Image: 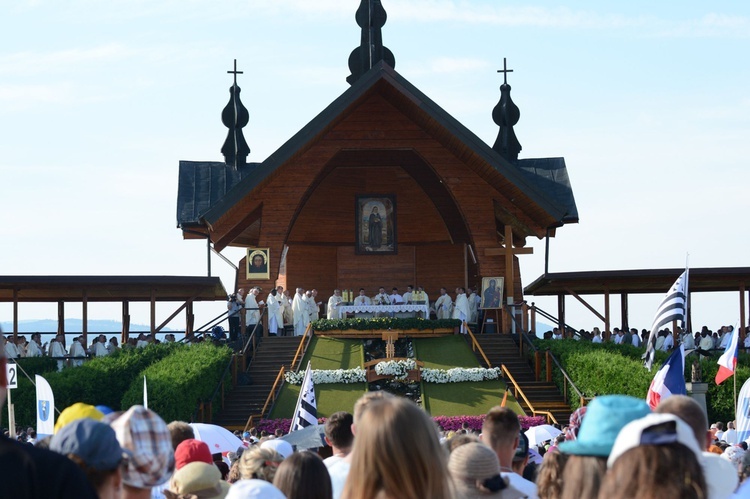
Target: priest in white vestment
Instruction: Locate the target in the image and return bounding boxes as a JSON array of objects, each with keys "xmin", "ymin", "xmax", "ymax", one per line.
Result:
[
  {"xmin": 69, "ymin": 337, "xmax": 86, "ymax": 366},
  {"xmin": 467, "ymin": 287, "xmax": 480, "ymax": 324},
  {"xmin": 402, "ymin": 285, "xmax": 414, "ymax": 304},
  {"xmin": 453, "ymin": 287, "xmax": 470, "ymax": 334},
  {"xmin": 292, "ymin": 288, "xmax": 310, "ymax": 336},
  {"xmin": 266, "ymin": 288, "xmax": 284, "ymax": 336},
  {"xmin": 309, "ymin": 289, "xmax": 322, "ymax": 321},
  {"xmin": 434, "ymin": 288, "xmax": 453, "ymax": 320},
  {"xmin": 373, "ymin": 287, "xmax": 391, "ymax": 306},
  {"xmin": 245, "ymin": 287, "xmax": 264, "ymax": 335},
  {"xmin": 327, "ymin": 289, "xmax": 343, "ymax": 319},
  {"xmin": 354, "ymin": 289, "xmax": 372, "ymax": 306},
  {"xmin": 25, "ymin": 334, "xmax": 43, "ymax": 357},
  {"xmin": 48, "ymin": 334, "xmax": 67, "ymax": 372},
  {"xmin": 3, "ymin": 336, "xmax": 20, "ymax": 359},
  {"xmin": 389, "ymin": 288, "xmax": 404, "ymax": 305},
  {"xmin": 281, "ymin": 289, "xmax": 294, "ymax": 329},
  {"xmin": 93, "ymin": 336, "xmax": 109, "ymax": 357}
]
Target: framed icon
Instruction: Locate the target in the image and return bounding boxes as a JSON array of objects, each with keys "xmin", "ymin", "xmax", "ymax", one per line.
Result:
[
  {"xmin": 355, "ymin": 194, "xmax": 396, "ymax": 255},
  {"xmin": 480, "ymin": 277, "xmax": 504, "ymax": 309},
  {"xmin": 246, "ymin": 248, "xmax": 270, "ymax": 280}
]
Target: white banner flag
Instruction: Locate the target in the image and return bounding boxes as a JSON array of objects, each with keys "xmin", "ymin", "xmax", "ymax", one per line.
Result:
[
  {"xmin": 143, "ymin": 376, "xmax": 148, "ymax": 409},
  {"xmin": 290, "ymin": 361, "xmax": 317, "ymax": 432},
  {"xmin": 736, "ymin": 377, "xmax": 750, "ymax": 443},
  {"xmin": 35, "ymin": 375, "xmax": 55, "ymax": 438}
]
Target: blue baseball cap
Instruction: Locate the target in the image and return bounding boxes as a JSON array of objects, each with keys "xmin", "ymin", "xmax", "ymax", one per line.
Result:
[
  {"xmin": 51, "ymin": 417, "xmax": 129, "ymax": 471},
  {"xmin": 559, "ymin": 395, "xmax": 651, "ymax": 457}
]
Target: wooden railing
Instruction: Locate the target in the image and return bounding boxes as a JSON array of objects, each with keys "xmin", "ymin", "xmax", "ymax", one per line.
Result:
[
  {"xmin": 243, "ymin": 365, "xmax": 286, "ymax": 433},
  {"xmin": 500, "ymin": 364, "xmax": 558, "ymax": 425},
  {"xmin": 290, "ymin": 323, "xmax": 314, "ymax": 372},
  {"xmin": 466, "ymin": 328, "xmax": 492, "ymax": 368},
  {"xmin": 544, "ymin": 350, "xmax": 591, "ymax": 409}
]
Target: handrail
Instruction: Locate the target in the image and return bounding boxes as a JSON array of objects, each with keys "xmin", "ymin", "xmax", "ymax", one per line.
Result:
[
  {"xmin": 530, "ymin": 304, "xmax": 588, "ymax": 341},
  {"xmin": 243, "ymin": 365, "xmax": 286, "ymax": 432},
  {"xmin": 500, "ymin": 364, "xmax": 559, "ymax": 425},
  {"xmin": 290, "ymin": 323, "xmax": 313, "ymax": 372},
  {"xmin": 466, "ymin": 328, "xmax": 492, "ymax": 368},
  {"xmin": 544, "ymin": 350, "xmax": 591, "ymax": 408}
]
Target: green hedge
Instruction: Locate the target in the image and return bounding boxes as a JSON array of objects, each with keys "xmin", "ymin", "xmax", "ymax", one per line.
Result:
[
  {"xmin": 532, "ymin": 338, "xmax": 750, "ymax": 422},
  {"xmin": 121, "ymin": 343, "xmax": 233, "ymax": 422},
  {"xmin": 9, "ymin": 344, "xmax": 180, "ymax": 426},
  {"xmin": 312, "ymin": 317, "xmax": 460, "ymax": 332}
]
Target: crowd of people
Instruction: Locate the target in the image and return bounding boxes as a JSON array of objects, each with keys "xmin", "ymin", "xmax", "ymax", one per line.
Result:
[
  {"xmin": 546, "ymin": 324, "xmax": 747, "ymax": 353},
  {"xmin": 4, "ymin": 357, "xmax": 750, "ymax": 499},
  {"xmin": 0, "ymin": 331, "xmax": 177, "ymax": 371},
  {"xmin": 228, "ymin": 285, "xmax": 483, "ymax": 338}
]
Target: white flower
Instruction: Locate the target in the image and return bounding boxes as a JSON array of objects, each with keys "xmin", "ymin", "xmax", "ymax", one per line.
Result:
[{"xmin": 285, "ymin": 364, "xmax": 500, "ymax": 385}]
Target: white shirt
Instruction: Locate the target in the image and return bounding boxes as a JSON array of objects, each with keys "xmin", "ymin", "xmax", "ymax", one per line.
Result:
[
  {"xmin": 503, "ymin": 472, "xmax": 538, "ymax": 499},
  {"xmin": 327, "ymin": 459, "xmax": 351, "ymax": 499},
  {"xmin": 592, "ymin": 335, "xmax": 603, "ymax": 344},
  {"xmin": 5, "ymin": 342, "xmax": 20, "ymax": 358},
  {"xmin": 353, "ymin": 294, "xmax": 372, "ymax": 306},
  {"xmin": 327, "ymin": 295, "xmax": 343, "ymax": 319},
  {"xmin": 93, "ymin": 342, "xmax": 109, "ymax": 357},
  {"xmin": 26, "ymin": 341, "xmax": 42, "ymax": 357},
  {"xmin": 722, "ymin": 428, "xmax": 737, "ymax": 444},
  {"xmin": 373, "ymin": 292, "xmax": 390, "ymax": 305},
  {"xmin": 660, "ymin": 334, "xmax": 674, "ymax": 351},
  {"xmin": 390, "ymin": 293, "xmax": 404, "ymax": 304},
  {"xmin": 631, "ymin": 334, "xmax": 641, "ymax": 347}
]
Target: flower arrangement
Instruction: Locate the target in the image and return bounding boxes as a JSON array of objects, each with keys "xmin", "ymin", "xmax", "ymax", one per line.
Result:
[
  {"xmin": 312, "ymin": 317, "xmax": 460, "ymax": 332},
  {"xmin": 285, "ymin": 363, "xmax": 501, "ymax": 385},
  {"xmin": 284, "ymin": 368, "xmax": 367, "ymax": 385},
  {"xmin": 374, "ymin": 359, "xmax": 417, "ymax": 380}
]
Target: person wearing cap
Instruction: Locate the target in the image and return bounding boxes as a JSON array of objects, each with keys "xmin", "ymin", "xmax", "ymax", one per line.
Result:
[
  {"xmin": 448, "ymin": 441, "xmax": 525, "ymax": 499},
  {"xmin": 656, "ymin": 394, "xmax": 739, "ymax": 499},
  {"xmin": 110, "ymin": 405, "xmax": 175, "ymax": 499},
  {"xmin": 558, "ymin": 394, "xmax": 651, "ymax": 499},
  {"xmin": 481, "ymin": 407, "xmax": 538, "ymax": 499},
  {"xmin": 261, "ymin": 438, "xmax": 294, "ymax": 459},
  {"xmin": 599, "ymin": 413, "xmax": 708, "ymax": 498},
  {"xmin": 174, "ymin": 438, "xmax": 214, "ymax": 470},
  {"xmin": 0, "ymin": 334, "xmax": 98, "ymax": 498},
  {"xmin": 54, "ymin": 402, "xmax": 105, "ymax": 433},
  {"xmin": 164, "ymin": 461, "xmax": 230, "ymax": 499},
  {"xmin": 227, "ymin": 479, "xmax": 286, "ymax": 499},
  {"xmin": 50, "ymin": 418, "xmax": 126, "ymax": 499}
]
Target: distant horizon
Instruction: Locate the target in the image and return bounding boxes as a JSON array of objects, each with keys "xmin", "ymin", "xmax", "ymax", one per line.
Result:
[{"xmin": 0, "ymin": 318, "xmax": 173, "ymax": 334}]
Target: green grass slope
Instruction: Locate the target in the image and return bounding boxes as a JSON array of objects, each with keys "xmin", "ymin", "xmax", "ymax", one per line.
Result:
[{"xmin": 270, "ymin": 335, "xmax": 523, "ymax": 419}]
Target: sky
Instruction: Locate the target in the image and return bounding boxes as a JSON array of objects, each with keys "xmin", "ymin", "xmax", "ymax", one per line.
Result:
[{"xmin": 1, "ymin": 0, "xmax": 749, "ymax": 333}]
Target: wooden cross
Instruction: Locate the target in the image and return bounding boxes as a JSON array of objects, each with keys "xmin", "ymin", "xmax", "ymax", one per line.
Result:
[
  {"xmin": 497, "ymin": 57, "xmax": 513, "ymax": 85},
  {"xmin": 485, "ymin": 226, "xmax": 533, "ymax": 304},
  {"xmin": 227, "ymin": 59, "xmax": 243, "ymax": 86}
]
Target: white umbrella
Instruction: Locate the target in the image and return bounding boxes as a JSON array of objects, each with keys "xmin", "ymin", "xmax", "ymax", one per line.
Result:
[
  {"xmin": 524, "ymin": 424, "xmax": 562, "ymax": 447},
  {"xmin": 279, "ymin": 424, "xmax": 327, "ymax": 450},
  {"xmin": 189, "ymin": 423, "xmax": 244, "ymax": 454}
]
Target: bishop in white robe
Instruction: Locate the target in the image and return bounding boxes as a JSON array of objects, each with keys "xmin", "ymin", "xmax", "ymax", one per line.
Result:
[
  {"xmin": 434, "ymin": 288, "xmax": 453, "ymax": 320},
  {"xmin": 292, "ymin": 288, "xmax": 310, "ymax": 336},
  {"xmin": 267, "ymin": 289, "xmax": 284, "ymax": 336},
  {"xmin": 327, "ymin": 290, "xmax": 343, "ymax": 319},
  {"xmin": 69, "ymin": 337, "xmax": 86, "ymax": 366},
  {"xmin": 48, "ymin": 334, "xmax": 67, "ymax": 372},
  {"xmin": 452, "ymin": 288, "xmax": 470, "ymax": 334}
]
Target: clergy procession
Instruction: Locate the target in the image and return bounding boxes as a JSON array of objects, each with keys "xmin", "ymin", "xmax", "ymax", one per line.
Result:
[{"xmin": 231, "ymin": 285, "xmax": 482, "ymax": 337}]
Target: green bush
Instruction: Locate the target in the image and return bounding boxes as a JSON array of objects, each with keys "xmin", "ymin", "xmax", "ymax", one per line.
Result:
[
  {"xmin": 9, "ymin": 343, "xmax": 179, "ymax": 426},
  {"xmin": 120, "ymin": 343, "xmax": 233, "ymax": 422},
  {"xmin": 530, "ymin": 338, "xmax": 749, "ymax": 422}
]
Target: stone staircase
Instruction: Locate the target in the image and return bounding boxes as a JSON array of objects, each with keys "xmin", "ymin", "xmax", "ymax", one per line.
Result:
[
  {"xmin": 472, "ymin": 334, "xmax": 572, "ymax": 425},
  {"xmin": 212, "ymin": 336, "xmax": 302, "ymax": 430}
]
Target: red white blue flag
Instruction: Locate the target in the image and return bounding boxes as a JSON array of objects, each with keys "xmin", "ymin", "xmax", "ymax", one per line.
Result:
[
  {"xmin": 646, "ymin": 345, "xmax": 686, "ymax": 410},
  {"xmin": 715, "ymin": 327, "xmax": 739, "ymax": 385}
]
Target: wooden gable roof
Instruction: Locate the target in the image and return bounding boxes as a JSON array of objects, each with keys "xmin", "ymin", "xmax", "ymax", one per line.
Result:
[{"xmin": 178, "ymin": 62, "xmax": 577, "ymax": 250}]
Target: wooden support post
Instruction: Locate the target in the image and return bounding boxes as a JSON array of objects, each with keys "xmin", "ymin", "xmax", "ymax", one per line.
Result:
[
  {"xmin": 150, "ymin": 289, "xmax": 156, "ymax": 335},
  {"xmin": 740, "ymin": 284, "xmax": 746, "ymax": 343},
  {"xmin": 186, "ymin": 302, "xmax": 194, "ymax": 336},
  {"xmin": 82, "ymin": 292, "xmax": 88, "ymax": 348},
  {"xmin": 557, "ymin": 294, "xmax": 565, "ymax": 336},
  {"xmin": 530, "ymin": 303, "xmax": 537, "ymax": 335},
  {"xmin": 121, "ymin": 301, "xmax": 131, "ymax": 345},
  {"xmin": 621, "ymin": 293, "xmax": 629, "ymax": 331},
  {"xmin": 13, "ymin": 289, "xmax": 18, "ymax": 341},
  {"xmin": 57, "ymin": 301, "xmax": 65, "ymax": 335},
  {"xmin": 534, "ymin": 351, "xmax": 541, "ymax": 381},
  {"xmin": 504, "ymin": 226, "xmax": 514, "ymax": 308},
  {"xmin": 604, "ymin": 290, "xmax": 611, "ymax": 341},
  {"xmin": 522, "ymin": 302, "xmax": 529, "ymax": 333}
]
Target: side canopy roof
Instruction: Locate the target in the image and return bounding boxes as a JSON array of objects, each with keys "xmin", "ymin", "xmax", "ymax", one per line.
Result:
[{"xmin": 177, "ymin": 61, "xmax": 578, "ymax": 245}]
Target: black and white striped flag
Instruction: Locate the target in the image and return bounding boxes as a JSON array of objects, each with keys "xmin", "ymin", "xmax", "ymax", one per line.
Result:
[
  {"xmin": 643, "ymin": 270, "xmax": 688, "ymax": 371},
  {"xmin": 291, "ymin": 361, "xmax": 317, "ymax": 432}
]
